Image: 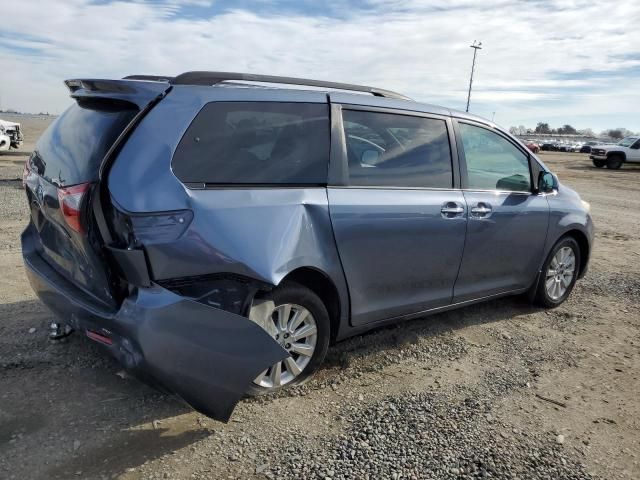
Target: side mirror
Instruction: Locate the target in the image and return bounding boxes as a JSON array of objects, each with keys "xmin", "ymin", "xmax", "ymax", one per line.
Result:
[
  {"xmin": 361, "ymin": 149, "xmax": 380, "ymax": 166},
  {"xmin": 538, "ymin": 171, "xmax": 558, "ymax": 193}
]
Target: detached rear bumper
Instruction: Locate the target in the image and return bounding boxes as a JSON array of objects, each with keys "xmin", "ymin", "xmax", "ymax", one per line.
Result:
[{"xmin": 22, "ymin": 229, "xmax": 287, "ymax": 422}]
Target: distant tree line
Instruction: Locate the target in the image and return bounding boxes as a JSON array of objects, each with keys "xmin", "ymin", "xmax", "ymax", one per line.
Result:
[
  {"xmin": 1, "ymin": 109, "xmax": 53, "ymax": 116},
  {"xmin": 509, "ymin": 123, "xmax": 637, "ymax": 139}
]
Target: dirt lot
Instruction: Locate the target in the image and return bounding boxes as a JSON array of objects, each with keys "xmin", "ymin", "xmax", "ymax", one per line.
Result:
[{"xmin": 0, "ymin": 116, "xmax": 638, "ymax": 480}]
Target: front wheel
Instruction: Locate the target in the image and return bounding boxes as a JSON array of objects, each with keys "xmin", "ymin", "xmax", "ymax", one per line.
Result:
[
  {"xmin": 606, "ymin": 155, "xmax": 623, "ymax": 169},
  {"xmin": 246, "ymin": 282, "xmax": 330, "ymax": 394},
  {"xmin": 592, "ymin": 159, "xmax": 605, "ymax": 168},
  {"xmin": 534, "ymin": 237, "xmax": 581, "ymax": 308}
]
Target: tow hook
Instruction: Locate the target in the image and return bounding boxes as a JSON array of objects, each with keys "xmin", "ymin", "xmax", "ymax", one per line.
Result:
[{"xmin": 49, "ymin": 322, "xmax": 74, "ymax": 340}]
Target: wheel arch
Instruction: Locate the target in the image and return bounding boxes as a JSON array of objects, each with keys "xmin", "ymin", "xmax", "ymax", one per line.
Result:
[
  {"xmin": 561, "ymin": 229, "xmax": 590, "ymax": 279},
  {"xmin": 607, "ymin": 150, "xmax": 626, "ymax": 161},
  {"xmin": 279, "ymin": 267, "xmax": 342, "ymax": 343}
]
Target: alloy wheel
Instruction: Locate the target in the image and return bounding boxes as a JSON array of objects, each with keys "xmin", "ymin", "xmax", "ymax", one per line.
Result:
[
  {"xmin": 251, "ymin": 303, "xmax": 318, "ymax": 388},
  {"xmin": 545, "ymin": 246, "xmax": 576, "ymax": 300}
]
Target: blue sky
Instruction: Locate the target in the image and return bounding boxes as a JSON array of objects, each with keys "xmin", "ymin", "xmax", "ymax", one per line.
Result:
[{"xmin": 1, "ymin": 0, "xmax": 639, "ymax": 132}]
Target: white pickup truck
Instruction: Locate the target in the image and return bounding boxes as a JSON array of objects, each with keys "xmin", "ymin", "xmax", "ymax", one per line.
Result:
[
  {"xmin": 590, "ymin": 136, "xmax": 640, "ymax": 169},
  {"xmin": 0, "ymin": 119, "xmax": 24, "ymax": 152}
]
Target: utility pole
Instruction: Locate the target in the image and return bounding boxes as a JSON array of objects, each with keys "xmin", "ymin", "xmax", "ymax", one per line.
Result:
[{"xmin": 466, "ymin": 40, "xmax": 482, "ymax": 113}]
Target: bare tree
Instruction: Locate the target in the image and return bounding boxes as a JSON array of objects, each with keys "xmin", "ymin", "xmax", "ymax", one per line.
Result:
[
  {"xmin": 535, "ymin": 122, "xmax": 551, "ymax": 134},
  {"xmin": 608, "ymin": 129, "xmax": 624, "ymax": 140},
  {"xmin": 558, "ymin": 124, "xmax": 577, "ymax": 135}
]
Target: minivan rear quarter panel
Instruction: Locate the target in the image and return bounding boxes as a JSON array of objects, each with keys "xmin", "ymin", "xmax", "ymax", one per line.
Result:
[{"xmin": 107, "ymin": 86, "xmax": 350, "ymax": 321}]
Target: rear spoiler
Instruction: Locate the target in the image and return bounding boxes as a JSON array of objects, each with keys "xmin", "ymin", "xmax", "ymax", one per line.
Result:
[{"xmin": 64, "ymin": 79, "xmax": 171, "ymax": 109}]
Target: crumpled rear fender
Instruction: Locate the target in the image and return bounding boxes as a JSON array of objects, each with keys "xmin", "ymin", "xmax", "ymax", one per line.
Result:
[{"xmin": 24, "ymin": 238, "xmax": 289, "ymax": 422}]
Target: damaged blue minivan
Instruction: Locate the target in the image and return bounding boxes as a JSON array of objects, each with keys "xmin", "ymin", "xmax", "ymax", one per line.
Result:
[{"xmin": 22, "ymin": 72, "xmax": 593, "ymax": 421}]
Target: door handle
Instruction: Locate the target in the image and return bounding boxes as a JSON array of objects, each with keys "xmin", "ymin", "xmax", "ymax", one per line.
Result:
[
  {"xmin": 470, "ymin": 202, "xmax": 492, "ymax": 218},
  {"xmin": 441, "ymin": 202, "xmax": 464, "ymax": 218}
]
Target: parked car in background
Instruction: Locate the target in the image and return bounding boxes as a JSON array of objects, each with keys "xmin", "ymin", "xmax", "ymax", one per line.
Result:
[
  {"xmin": 525, "ymin": 141, "xmax": 540, "ymax": 153},
  {"xmin": 541, "ymin": 143, "xmax": 556, "ymax": 151},
  {"xmin": 570, "ymin": 143, "xmax": 583, "ymax": 152},
  {"xmin": 590, "ymin": 136, "xmax": 640, "ymax": 169},
  {"xmin": 0, "ymin": 131, "xmax": 10, "ymax": 152},
  {"xmin": 22, "ymin": 72, "xmax": 594, "ymax": 421},
  {"xmin": 580, "ymin": 141, "xmax": 599, "ymax": 154},
  {"xmin": 0, "ymin": 119, "xmax": 24, "ymax": 152}
]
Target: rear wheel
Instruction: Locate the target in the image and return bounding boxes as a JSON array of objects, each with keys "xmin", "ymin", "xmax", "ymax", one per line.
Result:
[
  {"xmin": 246, "ymin": 282, "xmax": 330, "ymax": 394},
  {"xmin": 534, "ymin": 237, "xmax": 580, "ymax": 308},
  {"xmin": 592, "ymin": 159, "xmax": 605, "ymax": 168},
  {"xmin": 606, "ymin": 155, "xmax": 623, "ymax": 169}
]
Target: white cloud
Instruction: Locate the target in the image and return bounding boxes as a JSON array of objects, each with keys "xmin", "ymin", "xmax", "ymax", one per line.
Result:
[{"xmin": 1, "ymin": 0, "xmax": 639, "ymax": 131}]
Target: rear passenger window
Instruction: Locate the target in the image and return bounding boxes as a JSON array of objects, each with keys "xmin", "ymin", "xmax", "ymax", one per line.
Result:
[
  {"xmin": 343, "ymin": 110, "xmax": 453, "ymax": 188},
  {"xmin": 173, "ymin": 102, "xmax": 330, "ymax": 184}
]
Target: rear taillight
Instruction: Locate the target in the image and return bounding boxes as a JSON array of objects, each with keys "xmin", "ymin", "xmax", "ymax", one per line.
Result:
[{"xmin": 57, "ymin": 182, "xmax": 92, "ymax": 233}]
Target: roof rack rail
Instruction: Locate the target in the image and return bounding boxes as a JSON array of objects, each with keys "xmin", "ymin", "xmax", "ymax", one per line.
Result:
[
  {"xmin": 169, "ymin": 71, "xmax": 411, "ymax": 100},
  {"xmin": 124, "ymin": 75, "xmax": 175, "ymax": 82}
]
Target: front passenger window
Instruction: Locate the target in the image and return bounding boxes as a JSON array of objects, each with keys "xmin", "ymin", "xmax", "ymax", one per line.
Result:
[{"xmin": 459, "ymin": 123, "xmax": 532, "ymax": 192}]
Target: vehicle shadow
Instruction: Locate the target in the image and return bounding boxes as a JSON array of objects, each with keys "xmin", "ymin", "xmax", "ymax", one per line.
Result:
[
  {"xmin": 0, "ymin": 299, "xmax": 204, "ymax": 480},
  {"xmin": 323, "ymin": 295, "xmax": 539, "ymax": 371},
  {"xmin": 45, "ymin": 427, "xmax": 211, "ymax": 480},
  {"xmin": 0, "ymin": 294, "xmax": 538, "ymax": 479}
]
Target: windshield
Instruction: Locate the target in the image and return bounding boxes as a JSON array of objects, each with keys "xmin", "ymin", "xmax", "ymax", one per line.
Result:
[{"xmin": 618, "ymin": 137, "xmax": 638, "ymax": 147}]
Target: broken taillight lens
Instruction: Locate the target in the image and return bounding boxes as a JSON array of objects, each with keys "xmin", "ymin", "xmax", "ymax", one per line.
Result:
[
  {"xmin": 57, "ymin": 182, "xmax": 92, "ymax": 233},
  {"xmin": 129, "ymin": 210, "xmax": 193, "ymax": 244}
]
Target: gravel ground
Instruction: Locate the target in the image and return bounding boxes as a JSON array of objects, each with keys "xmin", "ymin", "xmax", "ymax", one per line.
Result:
[
  {"xmin": 0, "ymin": 116, "xmax": 639, "ymax": 480},
  {"xmin": 272, "ymin": 391, "xmax": 592, "ymax": 480}
]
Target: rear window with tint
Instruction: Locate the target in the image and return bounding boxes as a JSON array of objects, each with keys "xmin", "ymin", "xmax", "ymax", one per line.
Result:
[
  {"xmin": 172, "ymin": 102, "xmax": 330, "ymax": 185},
  {"xmin": 343, "ymin": 109, "xmax": 453, "ymax": 188},
  {"xmin": 33, "ymin": 99, "xmax": 137, "ymax": 186}
]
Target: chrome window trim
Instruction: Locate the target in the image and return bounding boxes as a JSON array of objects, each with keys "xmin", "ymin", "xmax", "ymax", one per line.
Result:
[
  {"xmin": 328, "ymin": 185, "xmax": 461, "ymax": 192},
  {"xmin": 461, "ymin": 188, "xmax": 532, "ymax": 196}
]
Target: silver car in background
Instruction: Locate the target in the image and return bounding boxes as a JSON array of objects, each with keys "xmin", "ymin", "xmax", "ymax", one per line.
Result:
[{"xmin": 0, "ymin": 118, "xmax": 24, "ymax": 152}]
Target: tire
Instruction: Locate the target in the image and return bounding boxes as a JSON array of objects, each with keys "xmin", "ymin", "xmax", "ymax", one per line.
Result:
[
  {"xmin": 606, "ymin": 155, "xmax": 623, "ymax": 170},
  {"xmin": 533, "ymin": 236, "xmax": 581, "ymax": 308},
  {"xmin": 246, "ymin": 281, "xmax": 330, "ymax": 395},
  {"xmin": 592, "ymin": 159, "xmax": 606, "ymax": 168}
]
